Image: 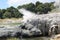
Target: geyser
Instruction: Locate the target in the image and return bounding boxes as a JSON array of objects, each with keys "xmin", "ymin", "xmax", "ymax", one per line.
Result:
[{"xmin": 19, "ymin": 8, "xmax": 60, "ymax": 36}]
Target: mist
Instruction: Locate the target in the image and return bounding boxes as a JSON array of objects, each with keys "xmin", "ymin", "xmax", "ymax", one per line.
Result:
[
  {"xmin": 54, "ymin": 0, "xmax": 60, "ymax": 8},
  {"xmin": 19, "ymin": 8, "xmax": 37, "ymax": 23},
  {"xmin": 8, "ymin": 0, "xmax": 60, "ymax": 37}
]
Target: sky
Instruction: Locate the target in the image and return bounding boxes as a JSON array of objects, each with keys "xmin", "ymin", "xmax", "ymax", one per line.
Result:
[{"xmin": 0, "ymin": 0, "xmax": 55, "ymax": 9}]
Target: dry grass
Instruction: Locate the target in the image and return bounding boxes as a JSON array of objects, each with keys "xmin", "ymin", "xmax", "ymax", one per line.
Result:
[
  {"xmin": 0, "ymin": 18, "xmax": 23, "ymax": 25},
  {"xmin": 6, "ymin": 37, "xmax": 19, "ymax": 40},
  {"xmin": 0, "ymin": 18, "xmax": 23, "ymax": 22}
]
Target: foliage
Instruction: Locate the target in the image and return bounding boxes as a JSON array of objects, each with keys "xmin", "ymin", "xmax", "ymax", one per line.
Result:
[
  {"xmin": 0, "ymin": 6, "xmax": 23, "ymax": 19},
  {"xmin": 17, "ymin": 2, "xmax": 55, "ymax": 14},
  {"xmin": 0, "ymin": 1, "xmax": 55, "ymax": 19}
]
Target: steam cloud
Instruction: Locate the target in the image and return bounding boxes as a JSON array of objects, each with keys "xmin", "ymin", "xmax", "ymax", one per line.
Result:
[
  {"xmin": 19, "ymin": 8, "xmax": 60, "ymax": 35},
  {"xmin": 19, "ymin": 8, "xmax": 37, "ymax": 23},
  {"xmin": 54, "ymin": 0, "xmax": 60, "ymax": 8},
  {"xmin": 18, "ymin": 0, "xmax": 60, "ymax": 35},
  {"xmin": 19, "ymin": 8, "xmax": 60, "ymax": 25}
]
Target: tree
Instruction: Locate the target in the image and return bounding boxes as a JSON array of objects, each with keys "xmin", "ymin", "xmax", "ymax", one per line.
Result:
[
  {"xmin": 43, "ymin": 2, "xmax": 55, "ymax": 13},
  {"xmin": 36, "ymin": 1, "xmax": 42, "ymax": 6},
  {"xmin": 2, "ymin": 6, "xmax": 23, "ymax": 18},
  {"xmin": 35, "ymin": 3, "xmax": 44, "ymax": 14},
  {"xmin": 18, "ymin": 3, "xmax": 35, "ymax": 12},
  {"xmin": 25, "ymin": 3, "xmax": 35, "ymax": 12},
  {"xmin": 6, "ymin": 6, "xmax": 23, "ymax": 18},
  {"xmin": 3, "ymin": 11, "xmax": 11, "ymax": 18},
  {"xmin": 2, "ymin": 9, "xmax": 6, "ymax": 13},
  {"xmin": 0, "ymin": 9, "xmax": 3, "ymax": 19}
]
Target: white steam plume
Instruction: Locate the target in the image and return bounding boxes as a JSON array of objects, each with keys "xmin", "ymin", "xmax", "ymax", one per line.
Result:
[
  {"xmin": 19, "ymin": 8, "xmax": 37, "ymax": 23},
  {"xmin": 54, "ymin": 0, "xmax": 60, "ymax": 8},
  {"xmin": 51, "ymin": 0, "xmax": 60, "ymax": 13}
]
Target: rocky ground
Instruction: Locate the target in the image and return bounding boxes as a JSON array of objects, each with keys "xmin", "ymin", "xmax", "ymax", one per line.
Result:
[{"xmin": 50, "ymin": 34, "xmax": 60, "ymax": 40}]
